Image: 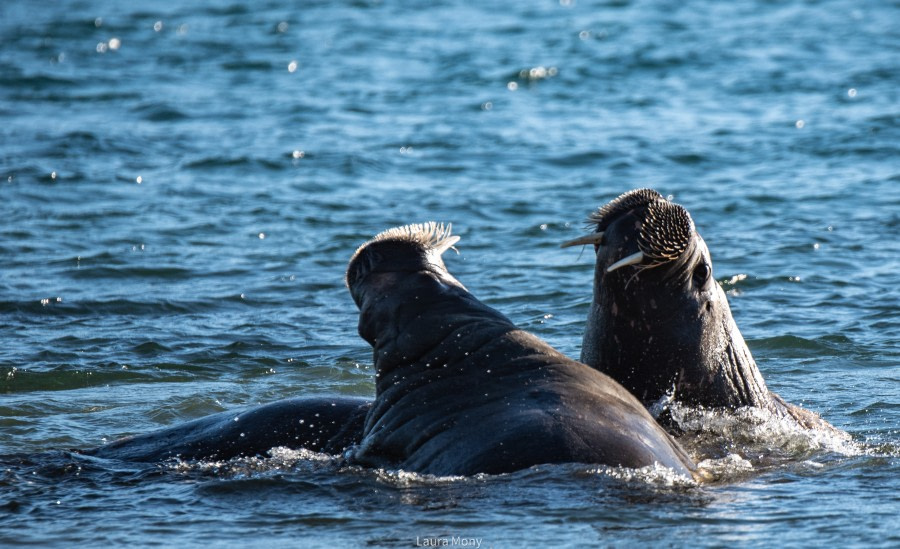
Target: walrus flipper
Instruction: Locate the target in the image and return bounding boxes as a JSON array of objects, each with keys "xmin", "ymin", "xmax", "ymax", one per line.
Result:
[{"xmin": 81, "ymin": 396, "xmax": 371, "ymax": 462}]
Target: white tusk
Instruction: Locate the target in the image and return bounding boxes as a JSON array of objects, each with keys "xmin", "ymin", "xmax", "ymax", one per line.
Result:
[
  {"xmin": 560, "ymin": 232, "xmax": 604, "ymax": 248},
  {"xmin": 607, "ymin": 251, "xmax": 644, "ymax": 273}
]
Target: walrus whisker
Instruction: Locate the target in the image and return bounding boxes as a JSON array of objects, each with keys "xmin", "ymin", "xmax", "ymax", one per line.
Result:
[
  {"xmin": 560, "ymin": 231, "xmax": 604, "ymax": 248},
  {"xmin": 607, "ymin": 251, "xmax": 644, "ymax": 273}
]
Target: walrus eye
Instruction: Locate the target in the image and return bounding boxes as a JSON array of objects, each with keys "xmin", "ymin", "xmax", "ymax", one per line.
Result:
[{"xmin": 692, "ymin": 262, "xmax": 711, "ymax": 287}]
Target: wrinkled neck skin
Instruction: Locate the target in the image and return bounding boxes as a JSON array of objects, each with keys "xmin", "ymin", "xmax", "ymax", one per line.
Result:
[
  {"xmin": 349, "ymin": 265, "xmax": 522, "ymax": 444},
  {"xmin": 353, "ymin": 267, "xmax": 516, "ymax": 394},
  {"xmin": 581, "ymin": 213, "xmax": 775, "ymax": 413},
  {"xmin": 349, "ymin": 261, "xmax": 699, "ymax": 477}
]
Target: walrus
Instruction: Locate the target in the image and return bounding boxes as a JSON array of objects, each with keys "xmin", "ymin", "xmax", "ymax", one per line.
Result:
[
  {"xmin": 344, "ymin": 222, "xmax": 698, "ymax": 477},
  {"xmin": 81, "ymin": 396, "xmax": 370, "ymax": 462},
  {"xmin": 561, "ymin": 189, "xmax": 835, "ymax": 431}
]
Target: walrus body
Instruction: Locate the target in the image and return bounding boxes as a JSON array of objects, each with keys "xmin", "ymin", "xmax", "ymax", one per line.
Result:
[
  {"xmin": 562, "ymin": 189, "xmax": 836, "ymax": 431},
  {"xmin": 82, "ymin": 396, "xmax": 370, "ymax": 462},
  {"xmin": 345, "ymin": 223, "xmax": 697, "ymax": 477}
]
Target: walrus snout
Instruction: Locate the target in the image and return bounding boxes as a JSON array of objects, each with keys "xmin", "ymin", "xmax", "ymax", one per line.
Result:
[
  {"xmin": 562, "ymin": 189, "xmax": 697, "ymax": 275},
  {"xmin": 345, "ymin": 222, "xmax": 461, "ymax": 297}
]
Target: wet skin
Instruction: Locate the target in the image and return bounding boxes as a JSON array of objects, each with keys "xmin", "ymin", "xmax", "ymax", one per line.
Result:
[
  {"xmin": 344, "ymin": 223, "xmax": 698, "ymax": 477},
  {"xmin": 563, "ymin": 189, "xmax": 837, "ymax": 431},
  {"xmin": 81, "ymin": 397, "xmax": 370, "ymax": 462}
]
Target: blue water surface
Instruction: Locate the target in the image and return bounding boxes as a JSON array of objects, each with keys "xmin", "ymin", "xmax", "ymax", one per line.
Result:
[{"xmin": 1, "ymin": 0, "xmax": 898, "ymax": 547}]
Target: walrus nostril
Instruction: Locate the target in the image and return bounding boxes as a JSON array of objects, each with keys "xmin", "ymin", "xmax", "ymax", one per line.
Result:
[{"xmin": 637, "ymin": 201, "xmax": 695, "ymax": 265}]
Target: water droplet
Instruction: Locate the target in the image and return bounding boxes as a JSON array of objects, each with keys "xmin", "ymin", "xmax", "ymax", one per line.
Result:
[
  {"xmin": 481, "ymin": 101, "xmax": 492, "ymax": 111},
  {"xmin": 292, "ymin": 150, "xmax": 305, "ymax": 158},
  {"xmin": 153, "ymin": 21, "xmax": 163, "ymax": 32},
  {"xmin": 847, "ymin": 88, "xmax": 857, "ymax": 98},
  {"xmin": 795, "ymin": 120, "xmax": 805, "ymax": 129},
  {"xmin": 507, "ymin": 81, "xmax": 518, "ymax": 91},
  {"xmin": 50, "ymin": 171, "xmax": 57, "ymax": 180},
  {"xmin": 96, "ymin": 42, "xmax": 108, "ymax": 53},
  {"xmin": 277, "ymin": 21, "xmax": 289, "ymax": 33},
  {"xmin": 108, "ymin": 37, "xmax": 121, "ymax": 50},
  {"xmin": 94, "ymin": 17, "xmax": 103, "ymax": 27},
  {"xmin": 258, "ymin": 232, "xmax": 266, "ymax": 239},
  {"xmin": 288, "ymin": 60, "xmax": 298, "ymax": 73},
  {"xmin": 136, "ymin": 175, "xmax": 142, "ymax": 184}
]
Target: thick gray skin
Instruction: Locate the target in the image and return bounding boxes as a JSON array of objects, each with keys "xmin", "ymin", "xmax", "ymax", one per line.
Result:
[
  {"xmin": 579, "ymin": 195, "xmax": 834, "ymax": 430},
  {"xmin": 81, "ymin": 396, "xmax": 370, "ymax": 462},
  {"xmin": 345, "ymin": 235, "xmax": 697, "ymax": 478}
]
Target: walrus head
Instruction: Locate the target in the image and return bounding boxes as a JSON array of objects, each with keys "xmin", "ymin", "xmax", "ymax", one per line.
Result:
[
  {"xmin": 345, "ymin": 222, "xmax": 484, "ymax": 381},
  {"xmin": 562, "ymin": 189, "xmax": 772, "ymax": 410}
]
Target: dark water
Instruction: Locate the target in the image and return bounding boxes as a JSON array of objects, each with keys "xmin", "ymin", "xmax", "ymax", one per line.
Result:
[{"xmin": 2, "ymin": 0, "xmax": 898, "ymax": 546}]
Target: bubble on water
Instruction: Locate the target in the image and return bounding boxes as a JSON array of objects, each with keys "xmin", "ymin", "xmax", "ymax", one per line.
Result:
[
  {"xmin": 847, "ymin": 88, "xmax": 857, "ymax": 98},
  {"xmin": 94, "ymin": 17, "xmax": 103, "ymax": 28},
  {"xmin": 153, "ymin": 21, "xmax": 163, "ymax": 32},
  {"xmin": 277, "ymin": 21, "xmax": 289, "ymax": 33},
  {"xmin": 292, "ymin": 150, "xmax": 305, "ymax": 158},
  {"xmin": 96, "ymin": 42, "xmax": 108, "ymax": 53},
  {"xmin": 795, "ymin": 119, "xmax": 805, "ymax": 129},
  {"xmin": 136, "ymin": 175, "xmax": 142, "ymax": 184},
  {"xmin": 258, "ymin": 232, "xmax": 266, "ymax": 239},
  {"xmin": 108, "ymin": 38, "xmax": 121, "ymax": 50},
  {"xmin": 481, "ymin": 101, "xmax": 492, "ymax": 110},
  {"xmin": 288, "ymin": 60, "xmax": 298, "ymax": 73},
  {"xmin": 519, "ymin": 66, "xmax": 558, "ymax": 81},
  {"xmin": 723, "ymin": 273, "xmax": 748, "ymax": 286},
  {"xmin": 507, "ymin": 81, "xmax": 518, "ymax": 91}
]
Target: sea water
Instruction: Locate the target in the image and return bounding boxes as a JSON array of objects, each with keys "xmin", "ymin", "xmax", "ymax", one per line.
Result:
[{"xmin": 1, "ymin": 1, "xmax": 897, "ymax": 547}]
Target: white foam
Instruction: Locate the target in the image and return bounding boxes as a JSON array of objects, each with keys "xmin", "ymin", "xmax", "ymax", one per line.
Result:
[
  {"xmin": 584, "ymin": 461, "xmax": 697, "ymax": 488},
  {"xmin": 662, "ymin": 400, "xmax": 864, "ymax": 462}
]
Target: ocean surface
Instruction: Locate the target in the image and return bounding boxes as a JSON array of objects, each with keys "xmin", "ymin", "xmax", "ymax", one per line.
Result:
[{"xmin": 1, "ymin": 0, "xmax": 898, "ymax": 547}]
